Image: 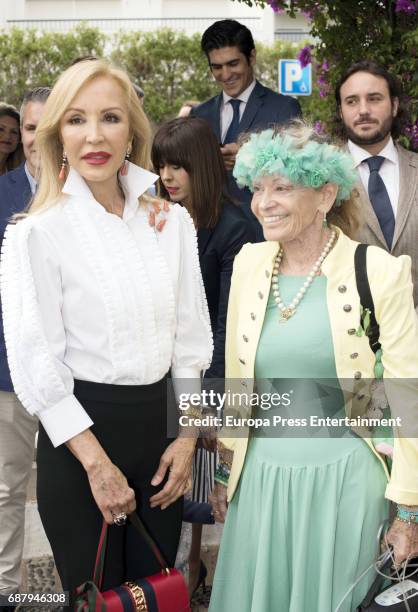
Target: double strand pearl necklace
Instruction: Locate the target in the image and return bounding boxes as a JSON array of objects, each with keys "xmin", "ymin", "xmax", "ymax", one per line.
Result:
[{"xmin": 272, "ymin": 230, "xmax": 337, "ymax": 323}]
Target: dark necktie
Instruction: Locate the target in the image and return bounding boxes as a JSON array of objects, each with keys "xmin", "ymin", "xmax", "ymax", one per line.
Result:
[
  {"xmin": 223, "ymin": 98, "xmax": 242, "ymax": 145},
  {"xmin": 365, "ymin": 156, "xmax": 395, "ymax": 249}
]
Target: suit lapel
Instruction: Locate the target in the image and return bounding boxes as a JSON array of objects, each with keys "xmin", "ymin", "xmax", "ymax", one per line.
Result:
[
  {"xmin": 197, "ymin": 227, "xmax": 213, "ymax": 258},
  {"xmin": 10, "ymin": 164, "xmax": 32, "ymax": 212},
  {"xmin": 213, "ymin": 94, "xmax": 222, "ymax": 143},
  {"xmin": 356, "ymin": 178, "xmax": 387, "ymax": 247},
  {"xmin": 392, "ymin": 146, "xmax": 417, "ymax": 250},
  {"xmin": 344, "ymin": 144, "xmax": 387, "ymax": 248},
  {"xmin": 238, "ymin": 81, "xmax": 265, "ymax": 135}
]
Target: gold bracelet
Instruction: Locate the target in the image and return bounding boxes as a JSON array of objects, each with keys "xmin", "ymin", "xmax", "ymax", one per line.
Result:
[{"xmin": 180, "ymin": 406, "xmax": 203, "ymax": 420}]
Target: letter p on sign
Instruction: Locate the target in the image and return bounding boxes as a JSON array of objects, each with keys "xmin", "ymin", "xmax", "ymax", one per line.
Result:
[{"xmin": 278, "ymin": 59, "xmax": 312, "ymax": 96}]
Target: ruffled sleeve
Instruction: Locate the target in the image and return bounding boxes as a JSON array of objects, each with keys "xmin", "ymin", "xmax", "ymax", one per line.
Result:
[
  {"xmin": 0, "ymin": 220, "xmax": 93, "ymax": 447},
  {"xmin": 170, "ymin": 206, "xmax": 213, "ymax": 399}
]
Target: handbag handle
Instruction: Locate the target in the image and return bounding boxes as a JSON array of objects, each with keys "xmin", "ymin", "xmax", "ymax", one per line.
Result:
[
  {"xmin": 92, "ymin": 512, "xmax": 170, "ymax": 590},
  {"xmin": 354, "ymin": 244, "xmax": 381, "ymax": 354}
]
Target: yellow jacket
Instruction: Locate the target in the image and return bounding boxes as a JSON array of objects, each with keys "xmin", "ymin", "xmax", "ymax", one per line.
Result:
[{"xmin": 221, "ymin": 228, "xmax": 418, "ymax": 504}]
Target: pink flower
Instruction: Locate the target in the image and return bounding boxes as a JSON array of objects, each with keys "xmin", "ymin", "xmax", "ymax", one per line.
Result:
[
  {"xmin": 395, "ymin": 0, "xmax": 418, "ymax": 13},
  {"xmin": 405, "ymin": 122, "xmax": 418, "ymax": 149},
  {"xmin": 298, "ymin": 45, "xmax": 313, "ymax": 68},
  {"xmin": 318, "ymin": 83, "xmax": 331, "ymax": 98},
  {"xmin": 267, "ymin": 0, "xmax": 285, "ymax": 12},
  {"xmin": 301, "ymin": 9, "xmax": 314, "ymax": 20}
]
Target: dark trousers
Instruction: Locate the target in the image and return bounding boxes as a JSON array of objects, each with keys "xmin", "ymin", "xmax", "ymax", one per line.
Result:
[{"xmin": 36, "ymin": 378, "xmax": 183, "ymax": 608}]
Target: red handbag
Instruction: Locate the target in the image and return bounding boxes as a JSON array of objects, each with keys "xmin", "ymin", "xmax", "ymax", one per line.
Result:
[{"xmin": 75, "ymin": 512, "xmax": 190, "ymax": 612}]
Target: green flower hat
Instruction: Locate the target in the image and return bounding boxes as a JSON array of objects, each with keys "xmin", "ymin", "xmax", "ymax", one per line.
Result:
[{"xmin": 233, "ymin": 129, "xmax": 358, "ymax": 204}]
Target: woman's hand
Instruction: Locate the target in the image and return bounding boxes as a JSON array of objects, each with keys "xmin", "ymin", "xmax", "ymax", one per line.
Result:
[
  {"xmin": 87, "ymin": 459, "xmax": 136, "ymax": 524},
  {"xmin": 220, "ymin": 143, "xmax": 239, "ymax": 171},
  {"xmin": 149, "ymin": 437, "xmax": 196, "ymax": 510},
  {"xmin": 66, "ymin": 428, "xmax": 136, "ymax": 525},
  {"xmin": 209, "ymin": 482, "xmax": 228, "ymax": 523},
  {"xmin": 148, "ymin": 199, "xmax": 170, "ymax": 232},
  {"xmin": 386, "ymin": 518, "xmax": 418, "ymax": 566}
]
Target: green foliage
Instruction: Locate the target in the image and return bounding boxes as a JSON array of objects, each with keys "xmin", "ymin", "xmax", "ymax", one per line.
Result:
[
  {"xmin": 1, "ymin": 7, "xmax": 416, "ymax": 145},
  {"xmin": 111, "ymin": 32, "xmax": 309, "ymax": 124},
  {"xmin": 232, "ymin": 0, "xmax": 418, "ymax": 150},
  {"xmin": 0, "ymin": 25, "xmax": 105, "ymax": 106},
  {"xmin": 0, "ymin": 25, "xmax": 307, "ymax": 128},
  {"xmin": 110, "ymin": 29, "xmax": 219, "ymax": 125}
]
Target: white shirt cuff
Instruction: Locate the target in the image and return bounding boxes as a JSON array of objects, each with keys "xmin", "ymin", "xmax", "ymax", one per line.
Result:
[
  {"xmin": 39, "ymin": 395, "xmax": 94, "ymax": 447},
  {"xmin": 171, "ymin": 367, "xmax": 201, "ymax": 402}
]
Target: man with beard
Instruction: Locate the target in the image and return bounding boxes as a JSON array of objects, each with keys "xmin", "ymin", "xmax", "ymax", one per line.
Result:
[{"xmin": 336, "ymin": 60, "xmax": 418, "ymax": 308}]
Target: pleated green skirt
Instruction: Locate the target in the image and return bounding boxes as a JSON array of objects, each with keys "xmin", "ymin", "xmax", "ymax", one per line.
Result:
[{"xmin": 209, "ymin": 277, "xmax": 389, "ymax": 612}]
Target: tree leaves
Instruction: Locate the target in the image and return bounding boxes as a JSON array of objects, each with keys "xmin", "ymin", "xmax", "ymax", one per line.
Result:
[{"xmin": 233, "ymin": 0, "xmax": 418, "ymax": 150}]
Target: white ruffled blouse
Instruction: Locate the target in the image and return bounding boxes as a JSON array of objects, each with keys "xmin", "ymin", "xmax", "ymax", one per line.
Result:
[{"xmin": 0, "ymin": 163, "xmax": 213, "ymax": 447}]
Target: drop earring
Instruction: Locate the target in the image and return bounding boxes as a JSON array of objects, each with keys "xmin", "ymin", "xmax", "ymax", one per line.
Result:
[
  {"xmin": 120, "ymin": 144, "xmax": 132, "ymax": 176},
  {"xmin": 322, "ymin": 211, "xmax": 328, "ymax": 229},
  {"xmin": 58, "ymin": 152, "xmax": 67, "ymax": 181}
]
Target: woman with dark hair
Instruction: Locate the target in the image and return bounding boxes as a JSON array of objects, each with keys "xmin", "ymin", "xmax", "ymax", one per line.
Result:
[
  {"xmin": 152, "ymin": 116, "xmax": 254, "ymax": 594},
  {"xmin": 0, "ymin": 103, "xmax": 23, "ymax": 175}
]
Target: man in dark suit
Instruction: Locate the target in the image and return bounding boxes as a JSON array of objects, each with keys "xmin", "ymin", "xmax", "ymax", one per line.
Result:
[
  {"xmin": 191, "ymin": 19, "xmax": 301, "ymax": 239},
  {"xmin": 0, "ymin": 87, "xmax": 50, "ymax": 602},
  {"xmin": 335, "ymin": 61, "xmax": 418, "ymax": 310}
]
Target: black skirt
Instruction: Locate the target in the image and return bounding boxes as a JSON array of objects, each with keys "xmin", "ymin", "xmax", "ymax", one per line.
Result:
[{"xmin": 36, "ymin": 378, "xmax": 183, "ymax": 606}]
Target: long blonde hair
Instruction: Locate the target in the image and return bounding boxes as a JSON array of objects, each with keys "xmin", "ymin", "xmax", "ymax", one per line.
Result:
[{"xmin": 28, "ymin": 59, "xmax": 152, "ymax": 215}]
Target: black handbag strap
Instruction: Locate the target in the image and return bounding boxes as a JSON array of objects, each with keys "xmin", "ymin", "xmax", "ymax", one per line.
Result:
[
  {"xmin": 354, "ymin": 244, "xmax": 381, "ymax": 354},
  {"xmin": 128, "ymin": 511, "xmax": 169, "ymax": 571}
]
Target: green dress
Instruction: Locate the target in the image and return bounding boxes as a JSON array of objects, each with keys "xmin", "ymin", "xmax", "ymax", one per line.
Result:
[{"xmin": 209, "ymin": 276, "xmax": 389, "ymax": 612}]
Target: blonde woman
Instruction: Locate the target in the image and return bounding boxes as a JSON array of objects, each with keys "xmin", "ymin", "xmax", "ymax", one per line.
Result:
[
  {"xmin": 209, "ymin": 122, "xmax": 418, "ymax": 612},
  {"xmin": 0, "ymin": 60, "xmax": 212, "ymax": 603}
]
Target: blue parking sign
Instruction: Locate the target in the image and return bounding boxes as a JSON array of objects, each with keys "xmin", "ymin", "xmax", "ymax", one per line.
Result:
[{"xmin": 278, "ymin": 59, "xmax": 312, "ymax": 96}]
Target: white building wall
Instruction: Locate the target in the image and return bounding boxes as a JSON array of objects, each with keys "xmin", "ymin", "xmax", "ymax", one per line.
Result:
[
  {"xmin": 23, "ymin": 2, "xmax": 125, "ymax": 20},
  {"xmin": 1, "ymin": 0, "xmax": 308, "ymax": 44}
]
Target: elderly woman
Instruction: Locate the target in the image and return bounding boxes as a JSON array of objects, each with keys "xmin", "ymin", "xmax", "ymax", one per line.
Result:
[
  {"xmin": 0, "ymin": 103, "xmax": 22, "ymax": 175},
  {"xmin": 0, "ymin": 60, "xmax": 212, "ymax": 605},
  {"xmin": 209, "ymin": 121, "xmax": 418, "ymax": 612}
]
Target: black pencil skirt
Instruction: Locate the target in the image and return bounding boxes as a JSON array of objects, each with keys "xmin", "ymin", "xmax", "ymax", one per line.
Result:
[{"xmin": 36, "ymin": 378, "xmax": 183, "ymax": 608}]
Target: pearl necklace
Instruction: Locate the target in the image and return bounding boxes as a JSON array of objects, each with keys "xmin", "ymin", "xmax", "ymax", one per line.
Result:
[{"xmin": 272, "ymin": 230, "xmax": 337, "ymax": 323}]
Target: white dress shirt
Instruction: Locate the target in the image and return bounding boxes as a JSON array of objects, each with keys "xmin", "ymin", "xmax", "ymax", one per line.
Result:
[
  {"xmin": 220, "ymin": 79, "xmax": 257, "ymax": 143},
  {"xmin": 348, "ymin": 138, "xmax": 400, "ymax": 217},
  {"xmin": 0, "ymin": 163, "xmax": 213, "ymax": 447},
  {"xmin": 24, "ymin": 162, "xmax": 37, "ymax": 195}
]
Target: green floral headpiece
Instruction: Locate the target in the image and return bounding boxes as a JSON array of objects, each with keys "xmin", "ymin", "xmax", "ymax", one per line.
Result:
[{"xmin": 233, "ymin": 129, "xmax": 357, "ymax": 204}]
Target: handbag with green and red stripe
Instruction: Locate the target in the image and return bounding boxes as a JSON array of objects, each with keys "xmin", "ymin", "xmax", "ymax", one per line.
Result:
[{"xmin": 75, "ymin": 512, "xmax": 190, "ymax": 612}]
